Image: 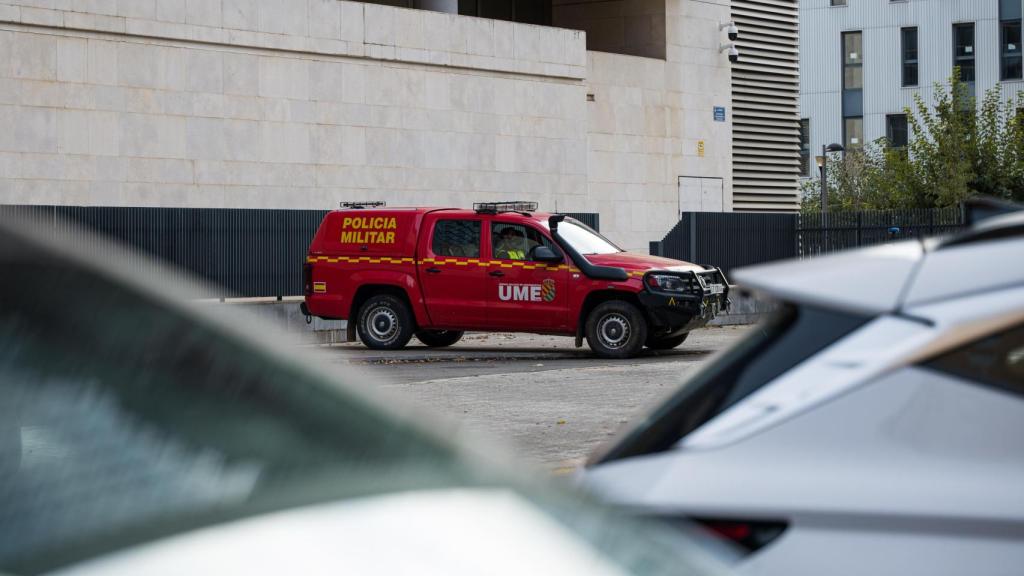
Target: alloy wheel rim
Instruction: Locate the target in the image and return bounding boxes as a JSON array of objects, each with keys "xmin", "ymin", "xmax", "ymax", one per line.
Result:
[
  {"xmin": 597, "ymin": 313, "xmax": 630, "ymax": 349},
  {"xmin": 368, "ymin": 306, "xmax": 399, "ymax": 341}
]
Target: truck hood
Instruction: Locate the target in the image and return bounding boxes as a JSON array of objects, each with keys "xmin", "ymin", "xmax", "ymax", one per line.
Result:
[{"xmin": 586, "ymin": 252, "xmax": 704, "ymax": 274}]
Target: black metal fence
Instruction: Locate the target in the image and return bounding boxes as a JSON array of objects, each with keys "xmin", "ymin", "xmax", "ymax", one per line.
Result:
[
  {"xmin": 1, "ymin": 205, "xmax": 329, "ymax": 298},
  {"xmin": 653, "ymin": 207, "xmax": 968, "ymax": 275},
  {"xmin": 797, "ymin": 207, "xmax": 964, "ymax": 258},
  {"xmin": 651, "ymin": 212, "xmax": 797, "ymax": 275},
  {"xmin": 0, "ymin": 205, "xmax": 601, "ymax": 298}
]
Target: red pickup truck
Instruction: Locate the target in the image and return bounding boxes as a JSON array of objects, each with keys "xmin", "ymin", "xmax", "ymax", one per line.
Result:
[{"xmin": 302, "ymin": 202, "xmax": 728, "ymax": 358}]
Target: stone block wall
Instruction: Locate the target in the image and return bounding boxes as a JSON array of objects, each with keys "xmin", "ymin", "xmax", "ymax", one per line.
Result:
[
  {"xmin": 0, "ymin": 0, "xmax": 733, "ymax": 251},
  {"xmin": 0, "ymin": 0, "xmax": 588, "ymax": 211}
]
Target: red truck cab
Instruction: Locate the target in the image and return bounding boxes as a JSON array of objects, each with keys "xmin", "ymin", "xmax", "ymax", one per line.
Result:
[{"xmin": 302, "ymin": 202, "xmax": 728, "ymax": 358}]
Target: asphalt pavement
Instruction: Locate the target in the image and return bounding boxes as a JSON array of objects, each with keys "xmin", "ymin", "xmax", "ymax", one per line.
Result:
[{"xmin": 322, "ymin": 326, "xmax": 750, "ymax": 471}]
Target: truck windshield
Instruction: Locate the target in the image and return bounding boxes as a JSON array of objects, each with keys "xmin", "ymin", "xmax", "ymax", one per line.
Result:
[{"xmin": 549, "ymin": 219, "xmax": 622, "ymax": 255}]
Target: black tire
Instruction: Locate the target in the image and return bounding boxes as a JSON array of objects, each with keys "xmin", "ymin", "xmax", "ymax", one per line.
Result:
[
  {"xmin": 357, "ymin": 294, "xmax": 414, "ymax": 350},
  {"xmin": 585, "ymin": 300, "xmax": 648, "ymax": 359},
  {"xmin": 415, "ymin": 330, "xmax": 464, "ymax": 347},
  {"xmin": 646, "ymin": 332, "xmax": 689, "ymax": 350}
]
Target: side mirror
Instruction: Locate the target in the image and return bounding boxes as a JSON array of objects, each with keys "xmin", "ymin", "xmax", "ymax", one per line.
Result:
[{"xmin": 531, "ymin": 245, "xmax": 562, "ymax": 263}]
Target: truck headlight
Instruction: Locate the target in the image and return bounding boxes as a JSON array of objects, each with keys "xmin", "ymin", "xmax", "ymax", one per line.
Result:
[{"xmin": 645, "ymin": 274, "xmax": 689, "ymax": 293}]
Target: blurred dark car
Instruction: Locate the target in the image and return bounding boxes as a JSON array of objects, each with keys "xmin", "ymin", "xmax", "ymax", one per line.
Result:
[{"xmin": 0, "ymin": 215, "xmax": 729, "ymax": 576}]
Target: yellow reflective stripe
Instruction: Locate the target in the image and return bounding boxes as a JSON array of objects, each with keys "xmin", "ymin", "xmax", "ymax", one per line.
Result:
[
  {"xmin": 308, "ymin": 255, "xmax": 578, "ymax": 271},
  {"xmin": 307, "ymin": 255, "xmax": 415, "ymax": 264}
]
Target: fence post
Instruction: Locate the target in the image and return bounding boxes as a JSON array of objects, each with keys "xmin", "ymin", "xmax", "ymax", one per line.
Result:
[
  {"xmin": 929, "ymin": 209, "xmax": 935, "ymax": 237},
  {"xmin": 856, "ymin": 211, "xmax": 862, "ymax": 247},
  {"xmin": 689, "ymin": 212, "xmax": 697, "ymax": 263},
  {"xmin": 794, "ymin": 213, "xmax": 801, "ymax": 259}
]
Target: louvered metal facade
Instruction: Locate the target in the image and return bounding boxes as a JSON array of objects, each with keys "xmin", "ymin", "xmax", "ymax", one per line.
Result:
[{"xmin": 731, "ymin": 0, "xmax": 801, "ymax": 212}]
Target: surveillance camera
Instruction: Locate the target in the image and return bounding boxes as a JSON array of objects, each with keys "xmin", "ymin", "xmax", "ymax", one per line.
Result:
[
  {"xmin": 720, "ymin": 21, "xmax": 739, "ymax": 41},
  {"xmin": 720, "ymin": 43, "xmax": 740, "ymax": 63}
]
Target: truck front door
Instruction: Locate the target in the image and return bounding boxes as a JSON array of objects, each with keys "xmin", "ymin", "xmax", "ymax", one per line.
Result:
[
  {"xmin": 418, "ymin": 215, "xmax": 489, "ymax": 328},
  {"xmin": 487, "ymin": 221, "xmax": 571, "ymax": 332}
]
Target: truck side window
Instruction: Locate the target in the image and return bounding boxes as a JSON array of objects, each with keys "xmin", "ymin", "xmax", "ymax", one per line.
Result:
[
  {"xmin": 432, "ymin": 220, "xmax": 481, "ymax": 258},
  {"xmin": 492, "ymin": 224, "xmax": 551, "ymax": 261}
]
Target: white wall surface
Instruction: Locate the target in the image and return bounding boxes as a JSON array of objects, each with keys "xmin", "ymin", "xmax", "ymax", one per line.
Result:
[
  {"xmin": 581, "ymin": 0, "xmax": 733, "ymax": 249},
  {"xmin": 0, "ymin": 0, "xmax": 731, "ymax": 250}
]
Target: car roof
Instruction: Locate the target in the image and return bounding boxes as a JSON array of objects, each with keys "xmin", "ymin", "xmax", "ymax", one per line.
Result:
[
  {"xmin": 731, "ymin": 240, "xmax": 924, "ymax": 315},
  {"xmin": 54, "ymin": 489, "xmax": 637, "ymax": 576},
  {"xmin": 733, "ymin": 210, "xmax": 1024, "ymax": 315}
]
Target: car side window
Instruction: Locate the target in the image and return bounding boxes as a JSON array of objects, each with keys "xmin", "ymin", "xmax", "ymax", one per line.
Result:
[
  {"xmin": 492, "ymin": 224, "xmax": 554, "ymax": 261},
  {"xmin": 431, "ymin": 219, "xmax": 481, "ymax": 258},
  {"xmin": 924, "ymin": 323, "xmax": 1024, "ymax": 395}
]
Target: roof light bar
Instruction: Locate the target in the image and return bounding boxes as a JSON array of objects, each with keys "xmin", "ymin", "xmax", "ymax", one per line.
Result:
[
  {"xmin": 473, "ymin": 201, "xmax": 539, "ymax": 214},
  {"xmin": 340, "ymin": 201, "xmax": 387, "ymax": 209}
]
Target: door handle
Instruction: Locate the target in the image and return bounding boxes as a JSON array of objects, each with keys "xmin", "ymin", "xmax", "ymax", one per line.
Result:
[
  {"xmin": 426, "ymin": 267, "xmax": 441, "ymax": 274},
  {"xmin": 489, "ymin": 270, "xmax": 505, "ymax": 277}
]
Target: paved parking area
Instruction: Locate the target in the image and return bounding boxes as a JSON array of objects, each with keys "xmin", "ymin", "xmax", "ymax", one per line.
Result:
[{"xmin": 323, "ymin": 326, "xmax": 750, "ymax": 470}]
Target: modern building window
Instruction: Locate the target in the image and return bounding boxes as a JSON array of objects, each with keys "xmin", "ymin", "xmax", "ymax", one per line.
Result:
[
  {"xmin": 843, "ymin": 32, "xmax": 863, "ymax": 90},
  {"xmin": 953, "ymin": 23, "xmax": 976, "ymax": 83},
  {"xmin": 902, "ymin": 27, "xmax": 918, "ymax": 86},
  {"xmin": 1000, "ymin": 0, "xmax": 1023, "ymax": 80},
  {"xmin": 799, "ymin": 119, "xmax": 810, "ymax": 176},
  {"xmin": 831, "ymin": 0, "xmax": 847, "ymax": 6},
  {"xmin": 844, "ymin": 117, "xmax": 863, "ymax": 149},
  {"xmin": 886, "ymin": 114, "xmax": 909, "ymax": 148}
]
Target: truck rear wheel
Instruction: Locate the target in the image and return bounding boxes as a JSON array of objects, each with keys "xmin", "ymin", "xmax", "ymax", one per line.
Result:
[
  {"xmin": 357, "ymin": 294, "xmax": 414, "ymax": 350},
  {"xmin": 415, "ymin": 330, "xmax": 464, "ymax": 347},
  {"xmin": 585, "ymin": 300, "xmax": 648, "ymax": 359},
  {"xmin": 646, "ymin": 332, "xmax": 689, "ymax": 350}
]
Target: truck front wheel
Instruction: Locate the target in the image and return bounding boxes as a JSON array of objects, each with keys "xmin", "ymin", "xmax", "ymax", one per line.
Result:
[
  {"xmin": 357, "ymin": 294, "xmax": 414, "ymax": 350},
  {"xmin": 585, "ymin": 300, "xmax": 648, "ymax": 359},
  {"xmin": 415, "ymin": 330, "xmax": 464, "ymax": 347}
]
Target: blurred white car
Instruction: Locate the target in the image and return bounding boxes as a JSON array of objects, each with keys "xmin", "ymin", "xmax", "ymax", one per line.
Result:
[
  {"xmin": 0, "ymin": 215, "xmax": 728, "ymax": 576},
  {"xmin": 582, "ymin": 210, "xmax": 1024, "ymax": 576}
]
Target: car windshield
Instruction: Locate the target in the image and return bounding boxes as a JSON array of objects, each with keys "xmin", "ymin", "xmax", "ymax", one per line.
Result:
[
  {"xmin": 0, "ymin": 218, "xmax": 719, "ymax": 576},
  {"xmin": 546, "ymin": 219, "xmax": 622, "ymax": 255}
]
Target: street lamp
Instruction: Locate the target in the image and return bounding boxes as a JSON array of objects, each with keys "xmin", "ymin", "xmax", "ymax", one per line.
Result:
[{"xmin": 818, "ymin": 143, "xmax": 844, "ymax": 215}]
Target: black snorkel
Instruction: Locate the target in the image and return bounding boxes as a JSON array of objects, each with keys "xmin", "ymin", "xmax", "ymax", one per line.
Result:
[{"xmin": 548, "ymin": 214, "xmax": 629, "ymax": 281}]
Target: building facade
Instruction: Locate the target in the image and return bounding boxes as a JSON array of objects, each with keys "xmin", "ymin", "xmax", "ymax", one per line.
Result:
[
  {"xmin": 0, "ymin": 0, "xmax": 750, "ymax": 251},
  {"xmin": 800, "ymin": 0, "xmax": 1024, "ymax": 183}
]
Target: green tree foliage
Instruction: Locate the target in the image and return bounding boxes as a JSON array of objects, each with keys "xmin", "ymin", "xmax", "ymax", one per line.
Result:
[{"xmin": 802, "ymin": 72, "xmax": 1024, "ymax": 212}]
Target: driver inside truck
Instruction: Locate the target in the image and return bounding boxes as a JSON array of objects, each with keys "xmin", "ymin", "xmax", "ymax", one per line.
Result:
[{"xmin": 493, "ymin": 226, "xmax": 536, "ymax": 261}]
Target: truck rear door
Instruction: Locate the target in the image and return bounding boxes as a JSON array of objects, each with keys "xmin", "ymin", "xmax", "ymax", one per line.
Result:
[{"xmin": 417, "ymin": 213, "xmax": 489, "ymax": 328}]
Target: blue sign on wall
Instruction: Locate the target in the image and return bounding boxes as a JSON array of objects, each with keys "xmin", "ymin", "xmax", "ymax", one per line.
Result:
[{"xmin": 713, "ymin": 106, "xmax": 726, "ymax": 122}]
